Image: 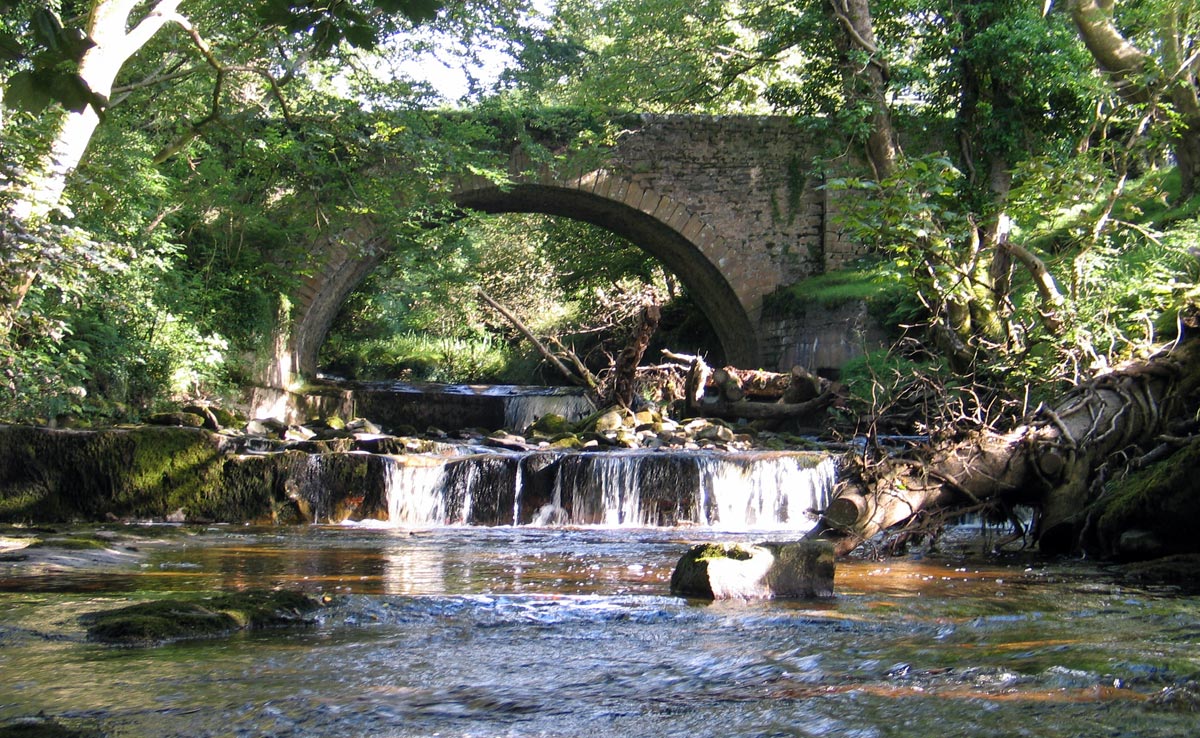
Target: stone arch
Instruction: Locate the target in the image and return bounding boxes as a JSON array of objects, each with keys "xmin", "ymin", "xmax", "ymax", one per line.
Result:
[{"xmin": 284, "ymin": 174, "xmax": 760, "ymax": 381}]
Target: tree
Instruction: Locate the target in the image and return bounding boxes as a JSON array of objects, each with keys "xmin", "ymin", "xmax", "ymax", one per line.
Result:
[
  {"xmin": 0, "ymin": 0, "xmax": 446, "ymax": 337},
  {"xmin": 1067, "ymin": 0, "xmax": 1200, "ymax": 199}
]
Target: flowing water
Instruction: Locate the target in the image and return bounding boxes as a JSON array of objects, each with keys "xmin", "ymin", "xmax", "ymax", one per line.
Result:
[{"xmin": 2, "ymin": 453, "xmax": 1199, "ymax": 737}]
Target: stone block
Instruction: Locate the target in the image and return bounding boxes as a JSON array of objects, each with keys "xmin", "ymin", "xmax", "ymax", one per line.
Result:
[{"xmin": 669, "ymin": 540, "xmax": 835, "ymax": 599}]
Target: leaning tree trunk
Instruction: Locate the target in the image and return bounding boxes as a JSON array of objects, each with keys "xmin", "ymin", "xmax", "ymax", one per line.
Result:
[{"xmin": 810, "ymin": 334, "xmax": 1200, "ymax": 556}]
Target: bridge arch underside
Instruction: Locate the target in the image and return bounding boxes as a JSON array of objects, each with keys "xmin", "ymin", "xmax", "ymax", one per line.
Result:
[
  {"xmin": 454, "ymin": 183, "xmax": 759, "ymax": 367},
  {"xmin": 288, "ymin": 183, "xmax": 759, "ymax": 383}
]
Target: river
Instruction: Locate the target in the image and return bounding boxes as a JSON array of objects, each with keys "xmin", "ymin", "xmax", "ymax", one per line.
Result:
[{"xmin": 2, "ymin": 522, "xmax": 1198, "ymax": 737}]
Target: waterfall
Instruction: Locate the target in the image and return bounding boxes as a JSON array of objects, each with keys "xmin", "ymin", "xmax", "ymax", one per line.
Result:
[
  {"xmin": 503, "ymin": 392, "xmax": 595, "ymax": 433},
  {"xmin": 699, "ymin": 452, "xmax": 835, "ymax": 530},
  {"xmin": 549, "ymin": 450, "xmax": 834, "ymax": 530},
  {"xmin": 378, "ymin": 449, "xmax": 836, "ymax": 531},
  {"xmin": 384, "ymin": 456, "xmax": 450, "ymax": 526}
]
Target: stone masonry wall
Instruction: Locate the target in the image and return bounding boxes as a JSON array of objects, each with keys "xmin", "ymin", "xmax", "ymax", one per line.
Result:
[{"xmin": 606, "ymin": 116, "xmax": 828, "ymax": 295}]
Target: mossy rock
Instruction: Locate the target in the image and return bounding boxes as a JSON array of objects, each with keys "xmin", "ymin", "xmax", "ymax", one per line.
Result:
[
  {"xmin": 528, "ymin": 413, "xmax": 571, "ymax": 436},
  {"xmin": 0, "ymin": 718, "xmax": 103, "ymax": 738},
  {"xmin": 82, "ymin": 590, "xmax": 320, "ymax": 646},
  {"xmin": 1091, "ymin": 438, "xmax": 1200, "ymax": 558},
  {"xmin": 27, "ymin": 535, "xmax": 111, "ymax": 551},
  {"xmin": 146, "ymin": 412, "xmax": 205, "ymax": 428},
  {"xmin": 670, "ymin": 540, "xmax": 835, "ymax": 600}
]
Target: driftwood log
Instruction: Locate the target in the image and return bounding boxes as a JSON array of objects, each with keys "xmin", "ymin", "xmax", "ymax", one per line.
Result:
[
  {"xmin": 683, "ymin": 355, "xmax": 838, "ymax": 423},
  {"xmin": 808, "ymin": 335, "xmax": 1200, "ymax": 556}
]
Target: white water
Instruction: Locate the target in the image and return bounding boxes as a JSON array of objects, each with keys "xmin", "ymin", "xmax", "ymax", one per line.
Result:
[
  {"xmin": 378, "ymin": 450, "xmax": 835, "ymax": 531},
  {"xmin": 503, "ymin": 393, "xmax": 596, "ymax": 433},
  {"xmin": 385, "ymin": 457, "xmax": 450, "ymax": 526},
  {"xmin": 701, "ymin": 453, "xmax": 836, "ymax": 530}
]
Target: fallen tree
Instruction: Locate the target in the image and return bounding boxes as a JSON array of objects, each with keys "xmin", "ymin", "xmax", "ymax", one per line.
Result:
[
  {"xmin": 681, "ymin": 354, "xmax": 839, "ymax": 425},
  {"xmin": 808, "ymin": 331, "xmax": 1200, "ymax": 558}
]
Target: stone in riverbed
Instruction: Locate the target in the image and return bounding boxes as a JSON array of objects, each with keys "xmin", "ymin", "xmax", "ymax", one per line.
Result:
[
  {"xmin": 81, "ymin": 590, "xmax": 321, "ymax": 646},
  {"xmin": 669, "ymin": 540, "xmax": 835, "ymax": 599}
]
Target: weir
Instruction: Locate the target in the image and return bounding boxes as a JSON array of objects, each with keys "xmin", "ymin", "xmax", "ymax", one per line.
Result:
[
  {"xmin": 300, "ymin": 449, "xmax": 836, "ymax": 530},
  {"xmin": 302, "ymin": 381, "xmax": 596, "ymax": 433}
]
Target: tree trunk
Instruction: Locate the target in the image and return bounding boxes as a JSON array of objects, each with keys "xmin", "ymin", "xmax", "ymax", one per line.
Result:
[
  {"xmin": 685, "ymin": 356, "xmax": 838, "ymax": 423},
  {"xmin": 12, "ymin": 0, "xmax": 181, "ymax": 222},
  {"xmin": 1068, "ymin": 0, "xmax": 1200, "ymax": 199},
  {"xmin": 827, "ymin": 0, "xmax": 898, "ymax": 179},
  {"xmin": 610, "ymin": 302, "xmax": 661, "ymax": 409},
  {"xmin": 810, "ymin": 334, "xmax": 1200, "ymax": 556}
]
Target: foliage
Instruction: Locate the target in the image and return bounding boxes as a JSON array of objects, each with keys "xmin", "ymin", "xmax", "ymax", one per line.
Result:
[{"xmin": 320, "ymin": 211, "xmax": 684, "ymax": 384}]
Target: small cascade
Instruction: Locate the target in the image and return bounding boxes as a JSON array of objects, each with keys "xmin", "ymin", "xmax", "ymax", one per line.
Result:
[
  {"xmin": 381, "ymin": 454, "xmax": 520, "ymax": 527},
  {"xmin": 699, "ymin": 452, "xmax": 836, "ymax": 530},
  {"xmin": 384, "ymin": 456, "xmax": 450, "ymax": 526},
  {"xmin": 503, "ymin": 392, "xmax": 596, "ymax": 433},
  {"xmin": 374, "ymin": 448, "xmax": 836, "ymax": 531}
]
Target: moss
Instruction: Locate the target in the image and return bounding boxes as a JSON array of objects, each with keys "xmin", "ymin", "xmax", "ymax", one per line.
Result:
[
  {"xmin": 82, "ymin": 590, "xmax": 321, "ymax": 646},
  {"xmin": 26, "ymin": 536, "xmax": 111, "ymax": 551},
  {"xmin": 764, "ymin": 265, "xmax": 907, "ymax": 311},
  {"xmin": 691, "ymin": 542, "xmax": 754, "ymax": 561},
  {"xmin": 0, "ymin": 718, "xmax": 103, "ymax": 738},
  {"xmin": 528, "ymin": 413, "xmax": 572, "ymax": 436},
  {"xmin": 1093, "ymin": 439, "xmax": 1200, "ymax": 557},
  {"xmin": 0, "ymin": 426, "xmax": 286, "ymax": 523}
]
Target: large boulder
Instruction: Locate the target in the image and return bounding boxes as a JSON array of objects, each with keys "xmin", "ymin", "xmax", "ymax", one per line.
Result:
[{"xmin": 669, "ymin": 540, "xmax": 835, "ymax": 599}]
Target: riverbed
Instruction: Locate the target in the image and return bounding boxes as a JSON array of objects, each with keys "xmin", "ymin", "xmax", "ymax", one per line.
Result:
[{"xmin": 1, "ymin": 524, "xmax": 1198, "ymax": 737}]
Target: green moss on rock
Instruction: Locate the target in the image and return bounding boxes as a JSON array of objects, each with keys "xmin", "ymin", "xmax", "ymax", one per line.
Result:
[
  {"xmin": 0, "ymin": 718, "xmax": 103, "ymax": 738},
  {"xmin": 1092, "ymin": 438, "xmax": 1200, "ymax": 558},
  {"xmin": 82, "ymin": 590, "xmax": 321, "ymax": 646}
]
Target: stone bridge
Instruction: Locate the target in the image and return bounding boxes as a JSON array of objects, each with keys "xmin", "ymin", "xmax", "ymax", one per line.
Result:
[{"xmin": 264, "ymin": 114, "xmax": 870, "ymax": 407}]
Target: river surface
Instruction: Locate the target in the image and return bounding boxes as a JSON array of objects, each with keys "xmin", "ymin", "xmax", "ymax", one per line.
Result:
[{"xmin": 1, "ymin": 524, "xmax": 1198, "ymax": 737}]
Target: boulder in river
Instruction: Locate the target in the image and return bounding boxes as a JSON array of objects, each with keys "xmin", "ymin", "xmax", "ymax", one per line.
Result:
[{"xmin": 670, "ymin": 540, "xmax": 834, "ymax": 599}]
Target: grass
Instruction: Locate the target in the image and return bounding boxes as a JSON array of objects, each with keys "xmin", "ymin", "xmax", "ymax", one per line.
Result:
[{"xmin": 321, "ymin": 330, "xmax": 526, "ymax": 383}]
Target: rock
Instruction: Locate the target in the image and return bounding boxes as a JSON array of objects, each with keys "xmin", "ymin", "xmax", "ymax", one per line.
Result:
[
  {"xmin": 485, "ymin": 432, "xmax": 531, "ymax": 452},
  {"xmin": 284, "ymin": 424, "xmax": 316, "ymax": 442},
  {"xmin": 181, "ymin": 404, "xmax": 220, "ymax": 430},
  {"xmin": 1118, "ymin": 528, "xmax": 1165, "ymax": 559},
  {"xmin": 146, "ymin": 412, "xmax": 205, "ymax": 428},
  {"xmin": 346, "ymin": 418, "xmax": 382, "ymax": 434},
  {"xmin": 593, "ymin": 408, "xmax": 629, "ymax": 433},
  {"xmin": 81, "ymin": 590, "xmax": 321, "ymax": 646},
  {"xmin": 669, "ymin": 540, "xmax": 835, "ymax": 599},
  {"xmin": 528, "ymin": 413, "xmax": 572, "ymax": 436},
  {"xmin": 634, "ymin": 408, "xmax": 660, "ymax": 426},
  {"xmin": 0, "ymin": 716, "xmax": 103, "ymax": 738},
  {"xmin": 613, "ymin": 428, "xmax": 640, "ymax": 448},
  {"xmin": 245, "ymin": 417, "xmax": 287, "ymax": 437},
  {"xmin": 696, "ymin": 424, "xmax": 736, "ymax": 443},
  {"xmin": 1119, "ymin": 553, "xmax": 1200, "ymax": 588},
  {"xmin": 549, "ymin": 434, "xmax": 583, "ymax": 450}
]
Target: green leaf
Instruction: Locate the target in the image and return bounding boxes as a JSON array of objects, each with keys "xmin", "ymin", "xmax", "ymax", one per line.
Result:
[
  {"xmin": 342, "ymin": 22, "xmax": 378, "ymax": 50},
  {"xmin": 0, "ymin": 29, "xmax": 24, "ymax": 61},
  {"xmin": 60, "ymin": 27, "xmax": 95, "ymax": 63},
  {"xmin": 373, "ymin": 0, "xmax": 442, "ymax": 23},
  {"xmin": 3, "ymin": 70, "xmax": 52, "ymax": 114},
  {"xmin": 31, "ymin": 6, "xmax": 65, "ymax": 51},
  {"xmin": 43, "ymin": 70, "xmax": 98, "ymax": 113}
]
